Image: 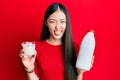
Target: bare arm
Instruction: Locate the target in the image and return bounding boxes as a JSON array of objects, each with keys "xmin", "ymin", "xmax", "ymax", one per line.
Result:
[
  {"xmin": 19, "ymin": 50, "xmax": 39, "ymax": 80},
  {"xmin": 76, "ymin": 69, "xmax": 84, "ymax": 80},
  {"xmin": 27, "ymin": 72, "xmax": 39, "ymax": 80}
]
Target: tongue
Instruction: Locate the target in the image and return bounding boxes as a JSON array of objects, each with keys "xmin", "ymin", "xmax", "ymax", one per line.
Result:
[{"xmin": 55, "ymin": 30, "xmax": 61, "ymax": 35}]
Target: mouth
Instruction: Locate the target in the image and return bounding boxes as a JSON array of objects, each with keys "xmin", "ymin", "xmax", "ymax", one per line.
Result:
[{"xmin": 54, "ymin": 30, "xmax": 62, "ymax": 36}]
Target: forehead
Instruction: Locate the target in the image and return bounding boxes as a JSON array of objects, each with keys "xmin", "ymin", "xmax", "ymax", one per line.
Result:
[{"xmin": 48, "ymin": 9, "xmax": 66, "ymax": 20}]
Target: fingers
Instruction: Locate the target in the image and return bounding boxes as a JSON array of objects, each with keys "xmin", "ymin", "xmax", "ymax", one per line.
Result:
[
  {"xmin": 90, "ymin": 56, "xmax": 95, "ymax": 68},
  {"xmin": 29, "ymin": 50, "xmax": 37, "ymax": 59},
  {"xmin": 19, "ymin": 49, "xmax": 37, "ymax": 60},
  {"xmin": 92, "ymin": 56, "xmax": 95, "ymax": 64},
  {"xmin": 77, "ymin": 69, "xmax": 85, "ymax": 74},
  {"xmin": 77, "ymin": 69, "xmax": 85, "ymax": 80},
  {"xmin": 92, "ymin": 56, "xmax": 95, "ymax": 65},
  {"xmin": 19, "ymin": 53, "xmax": 28, "ymax": 61},
  {"xmin": 19, "ymin": 53, "xmax": 24, "ymax": 58},
  {"xmin": 19, "ymin": 49, "xmax": 24, "ymax": 58},
  {"xmin": 19, "ymin": 49, "xmax": 28, "ymax": 59}
]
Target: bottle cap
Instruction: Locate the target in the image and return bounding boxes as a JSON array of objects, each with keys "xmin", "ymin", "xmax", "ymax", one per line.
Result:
[{"xmin": 87, "ymin": 29, "xmax": 94, "ymax": 33}]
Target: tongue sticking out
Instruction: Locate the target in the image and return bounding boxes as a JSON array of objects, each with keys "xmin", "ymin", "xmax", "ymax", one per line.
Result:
[{"xmin": 54, "ymin": 30, "xmax": 61, "ymax": 35}]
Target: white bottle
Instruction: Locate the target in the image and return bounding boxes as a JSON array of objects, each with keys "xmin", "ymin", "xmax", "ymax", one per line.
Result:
[{"xmin": 76, "ymin": 30, "xmax": 96, "ymax": 71}]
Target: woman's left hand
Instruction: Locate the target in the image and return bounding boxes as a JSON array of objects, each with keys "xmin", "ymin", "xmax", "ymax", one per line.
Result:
[
  {"xmin": 77, "ymin": 56, "xmax": 95, "ymax": 80},
  {"xmin": 77, "ymin": 70, "xmax": 84, "ymax": 80}
]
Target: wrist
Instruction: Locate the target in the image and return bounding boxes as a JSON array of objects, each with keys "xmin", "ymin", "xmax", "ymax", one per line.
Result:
[{"xmin": 24, "ymin": 65, "xmax": 34, "ymax": 73}]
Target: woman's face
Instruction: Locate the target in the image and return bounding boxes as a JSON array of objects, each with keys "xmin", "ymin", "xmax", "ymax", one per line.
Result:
[{"xmin": 46, "ymin": 9, "xmax": 66, "ymax": 41}]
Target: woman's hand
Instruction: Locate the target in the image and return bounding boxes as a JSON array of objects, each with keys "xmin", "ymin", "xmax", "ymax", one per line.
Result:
[
  {"xmin": 90, "ymin": 56, "xmax": 94, "ymax": 68},
  {"xmin": 19, "ymin": 49, "xmax": 37, "ymax": 71},
  {"xmin": 77, "ymin": 69, "xmax": 85, "ymax": 80},
  {"xmin": 77, "ymin": 56, "xmax": 95, "ymax": 80}
]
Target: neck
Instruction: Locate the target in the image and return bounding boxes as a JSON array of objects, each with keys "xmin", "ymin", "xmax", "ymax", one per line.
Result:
[{"xmin": 46, "ymin": 38, "xmax": 62, "ymax": 45}]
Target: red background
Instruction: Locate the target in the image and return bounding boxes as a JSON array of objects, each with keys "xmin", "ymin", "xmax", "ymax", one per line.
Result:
[{"xmin": 0, "ymin": 0, "xmax": 120, "ymax": 80}]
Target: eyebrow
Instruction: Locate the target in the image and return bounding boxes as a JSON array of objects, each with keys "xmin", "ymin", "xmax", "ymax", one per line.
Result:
[{"xmin": 48, "ymin": 19, "xmax": 66, "ymax": 21}]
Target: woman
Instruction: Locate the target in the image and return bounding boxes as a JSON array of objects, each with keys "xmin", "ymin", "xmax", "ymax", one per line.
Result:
[{"xmin": 19, "ymin": 3, "xmax": 91, "ymax": 80}]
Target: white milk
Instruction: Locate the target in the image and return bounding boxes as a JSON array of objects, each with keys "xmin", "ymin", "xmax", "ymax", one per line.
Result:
[
  {"xmin": 21, "ymin": 42, "xmax": 35, "ymax": 56},
  {"xmin": 76, "ymin": 31, "xmax": 96, "ymax": 71}
]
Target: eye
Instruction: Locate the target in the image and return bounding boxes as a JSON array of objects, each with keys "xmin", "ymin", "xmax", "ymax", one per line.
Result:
[
  {"xmin": 60, "ymin": 21, "xmax": 66, "ymax": 23},
  {"xmin": 49, "ymin": 21, "xmax": 55, "ymax": 23}
]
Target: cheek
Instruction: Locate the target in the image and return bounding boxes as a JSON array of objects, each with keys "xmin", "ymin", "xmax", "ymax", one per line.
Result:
[
  {"xmin": 62, "ymin": 24, "xmax": 66, "ymax": 31},
  {"xmin": 47, "ymin": 25, "xmax": 54, "ymax": 33}
]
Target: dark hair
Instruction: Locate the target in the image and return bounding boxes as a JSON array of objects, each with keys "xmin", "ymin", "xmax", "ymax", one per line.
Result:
[{"xmin": 40, "ymin": 3, "xmax": 78, "ymax": 80}]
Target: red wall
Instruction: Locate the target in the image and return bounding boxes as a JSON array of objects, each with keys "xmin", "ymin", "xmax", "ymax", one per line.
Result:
[{"xmin": 0, "ymin": 0, "xmax": 120, "ymax": 80}]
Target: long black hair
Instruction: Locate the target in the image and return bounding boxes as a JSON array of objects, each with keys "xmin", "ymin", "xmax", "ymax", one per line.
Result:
[{"xmin": 40, "ymin": 3, "xmax": 78, "ymax": 80}]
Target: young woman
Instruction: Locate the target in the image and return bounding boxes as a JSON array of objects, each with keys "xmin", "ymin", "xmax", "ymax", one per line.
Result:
[{"xmin": 19, "ymin": 3, "xmax": 92, "ymax": 80}]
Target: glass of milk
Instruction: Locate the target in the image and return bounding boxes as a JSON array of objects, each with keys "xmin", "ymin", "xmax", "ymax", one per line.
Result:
[{"xmin": 21, "ymin": 41, "xmax": 35, "ymax": 56}]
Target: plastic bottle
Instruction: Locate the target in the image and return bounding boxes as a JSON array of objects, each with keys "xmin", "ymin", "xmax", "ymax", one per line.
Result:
[{"xmin": 76, "ymin": 30, "xmax": 96, "ymax": 71}]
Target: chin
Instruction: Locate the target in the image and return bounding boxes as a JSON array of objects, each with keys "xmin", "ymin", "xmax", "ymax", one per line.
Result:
[{"xmin": 54, "ymin": 35, "xmax": 63, "ymax": 40}]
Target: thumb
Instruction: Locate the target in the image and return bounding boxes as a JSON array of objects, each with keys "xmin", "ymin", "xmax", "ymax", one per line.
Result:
[{"xmin": 30, "ymin": 50, "xmax": 37, "ymax": 60}]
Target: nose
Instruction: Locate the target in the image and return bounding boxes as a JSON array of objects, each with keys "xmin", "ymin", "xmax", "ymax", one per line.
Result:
[{"xmin": 55, "ymin": 21, "xmax": 61, "ymax": 29}]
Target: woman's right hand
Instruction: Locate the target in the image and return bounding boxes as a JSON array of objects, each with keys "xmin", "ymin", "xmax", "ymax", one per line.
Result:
[{"xmin": 19, "ymin": 49, "xmax": 37, "ymax": 71}]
